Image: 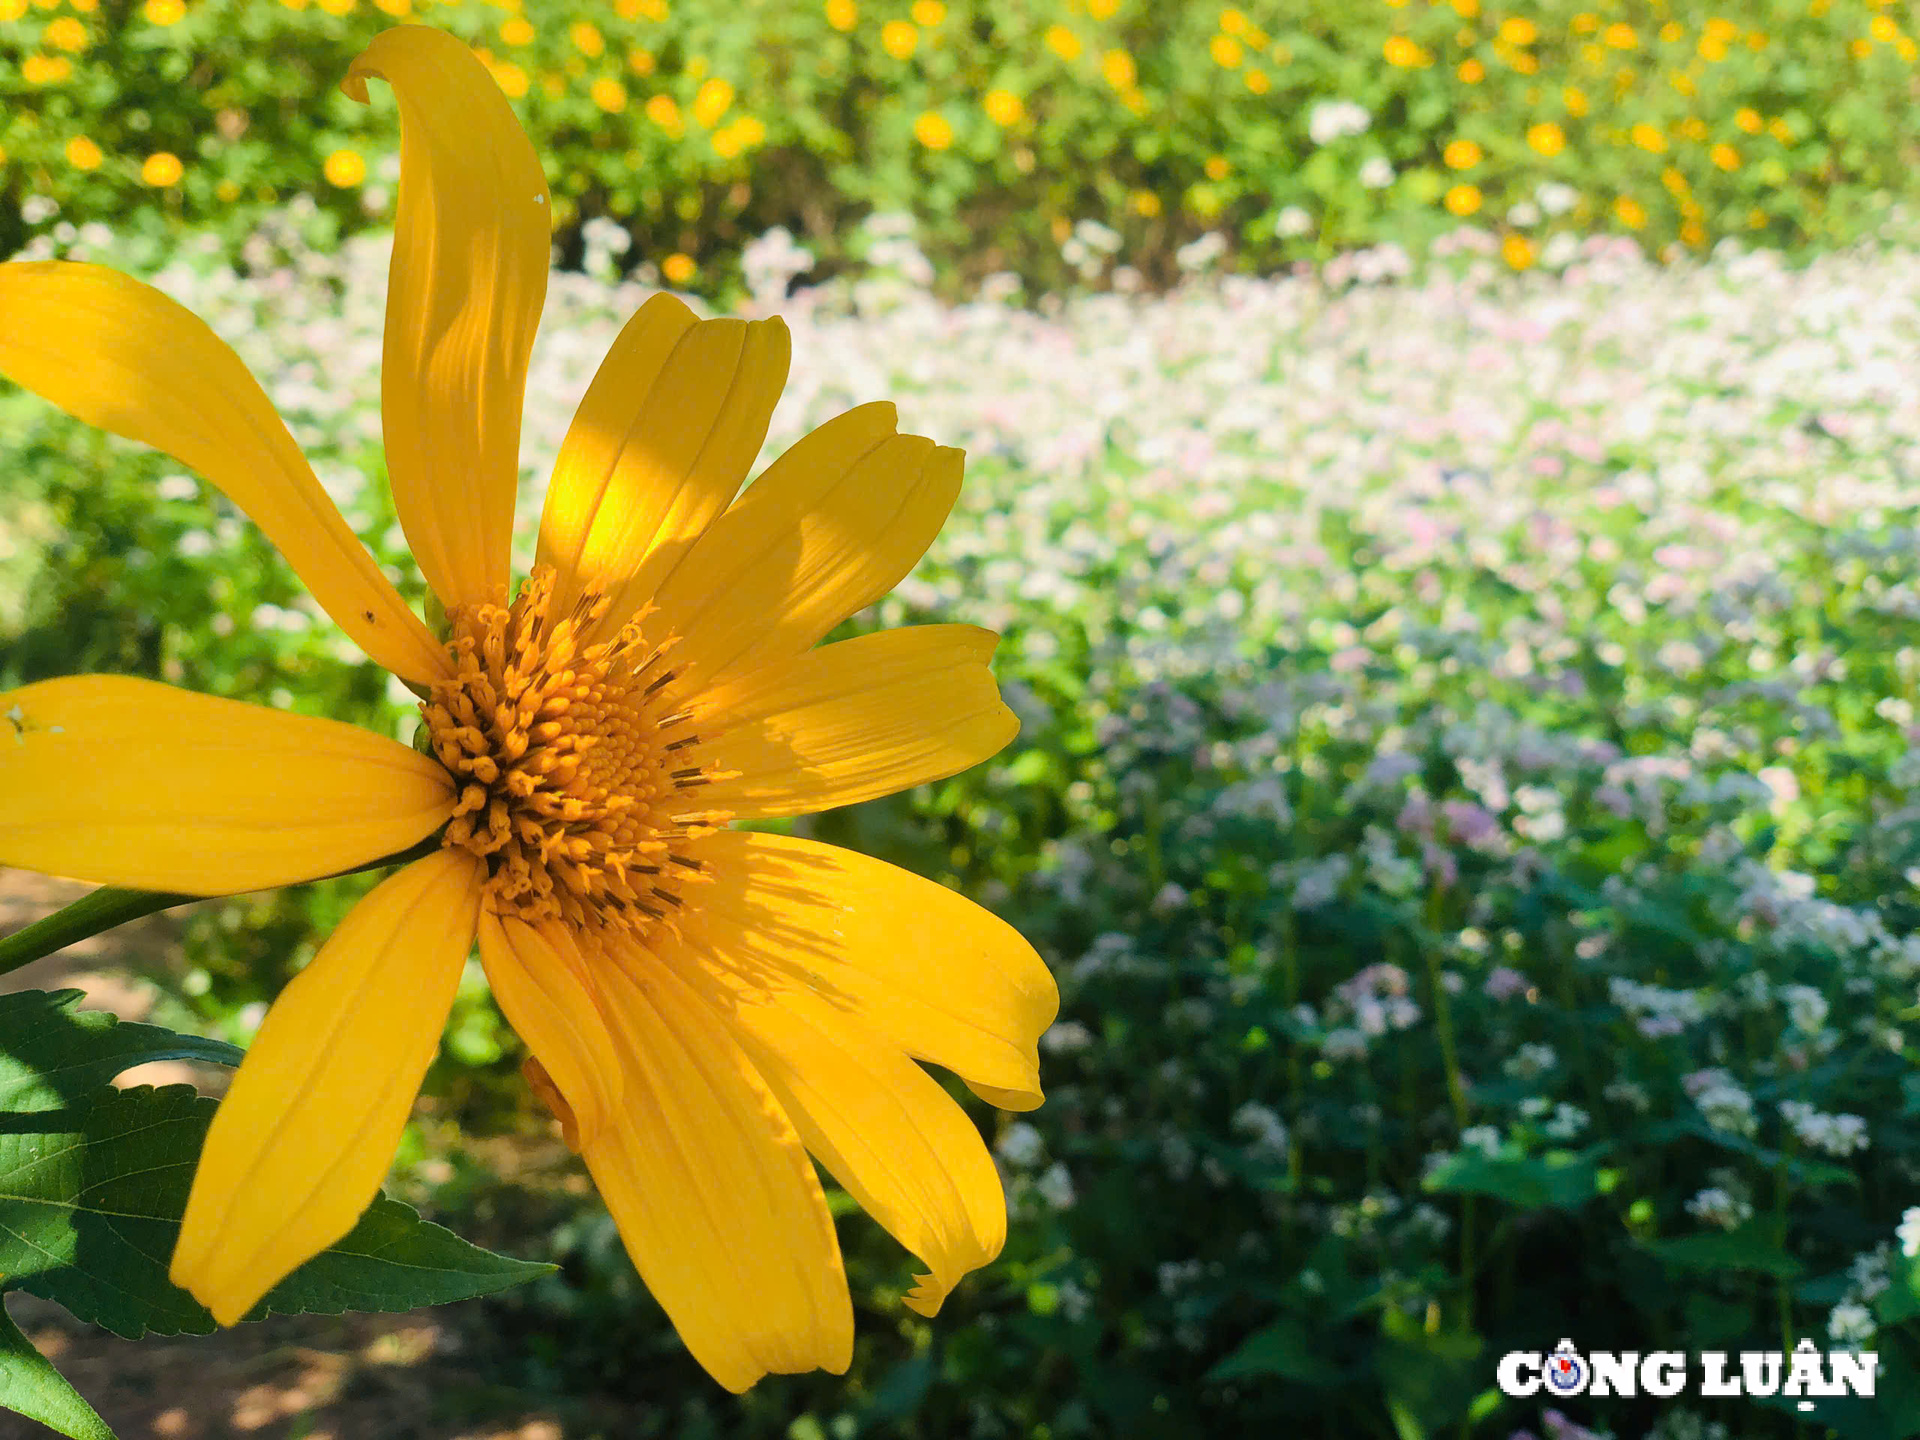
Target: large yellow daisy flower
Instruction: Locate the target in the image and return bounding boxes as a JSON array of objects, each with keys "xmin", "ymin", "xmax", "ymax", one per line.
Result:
[{"xmin": 0, "ymin": 25, "xmax": 1055, "ymax": 1390}]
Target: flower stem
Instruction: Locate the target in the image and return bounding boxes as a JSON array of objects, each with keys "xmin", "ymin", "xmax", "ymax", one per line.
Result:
[{"xmin": 0, "ymin": 833, "xmax": 445, "ymax": 978}]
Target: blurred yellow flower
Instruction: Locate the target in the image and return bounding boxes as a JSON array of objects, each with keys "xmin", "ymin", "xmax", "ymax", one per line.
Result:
[
  {"xmin": 660, "ymin": 252, "xmax": 696, "ymax": 285},
  {"xmin": 1130, "ymin": 188, "xmax": 1161, "ymax": 216},
  {"xmin": 1497, "ymin": 16, "xmax": 1535, "ymax": 46},
  {"xmin": 1443, "ymin": 137, "xmax": 1481, "ymax": 169},
  {"xmin": 1450, "ymin": 0, "xmax": 1478, "ymax": 17},
  {"xmin": 1848, "ymin": 36, "xmax": 1873, "ymax": 59},
  {"xmin": 65, "ymin": 135, "xmax": 102, "ymax": 170},
  {"xmin": 1675, "ymin": 115, "xmax": 1706, "ymax": 140},
  {"xmin": 0, "ymin": 0, "xmax": 24, "ymax": 18},
  {"xmin": 1527, "ymin": 121, "xmax": 1565, "ymax": 156},
  {"xmin": 215, "ymin": 178, "xmax": 241, "ymax": 202},
  {"xmin": 1630, "ymin": 122, "xmax": 1667, "ymax": 153},
  {"xmin": 1204, "ymin": 154, "xmax": 1231, "ymax": 180},
  {"xmin": 1101, "ymin": 48, "xmax": 1135, "ymax": 88},
  {"xmin": 1709, "ymin": 141, "xmax": 1739, "ymax": 170},
  {"xmin": 1501, "ymin": 233, "xmax": 1534, "ymax": 269},
  {"xmin": 1869, "ymin": 13, "xmax": 1898, "ymax": 41},
  {"xmin": 1734, "ymin": 106, "xmax": 1762, "ymax": 133},
  {"xmin": 22, "ymin": 54, "xmax": 73, "ymax": 83},
  {"xmin": 1660, "ymin": 166, "xmax": 1688, "ymax": 195},
  {"xmin": 590, "ymin": 77, "xmax": 627, "ymax": 113},
  {"xmin": 500, "ymin": 16, "xmax": 533, "ymax": 45},
  {"xmin": 1746, "ymin": 30, "xmax": 1767, "ymax": 48},
  {"xmin": 316, "ymin": 0, "xmax": 355, "ymax": 13},
  {"xmin": 492, "ymin": 60, "xmax": 528, "ymax": 97},
  {"xmin": 571, "ymin": 21, "xmax": 604, "ymax": 57},
  {"xmin": 1443, "ymin": 182, "xmax": 1481, "ymax": 215},
  {"xmin": 913, "ymin": 110, "xmax": 953, "ymax": 149},
  {"xmin": 43, "ymin": 15, "xmax": 86, "ymax": 50},
  {"xmin": 1602, "ymin": 22, "xmax": 1637, "ymax": 49},
  {"xmin": 323, "ymin": 148, "xmax": 366, "ymax": 186},
  {"xmin": 1679, "ymin": 218, "xmax": 1705, "ymax": 245},
  {"xmin": 1245, "ymin": 66, "xmax": 1269, "ymax": 93},
  {"xmin": 1502, "ymin": 45, "xmax": 1539, "ymax": 73},
  {"xmin": 824, "ymin": 0, "xmax": 856, "ymax": 32},
  {"xmin": 629, "ymin": 48, "xmax": 654, "ymax": 75},
  {"xmin": 1747, "ymin": 207, "xmax": 1767, "ymax": 228},
  {"xmin": 1896, "ymin": 34, "xmax": 1917, "ymax": 62},
  {"xmin": 1562, "ymin": 85, "xmax": 1589, "ymax": 115},
  {"xmin": 1383, "ymin": 34, "xmax": 1432, "ymax": 67},
  {"xmin": 1085, "ymin": 0, "xmax": 1116, "ymax": 15},
  {"xmin": 1210, "ymin": 34, "xmax": 1243, "ymax": 67},
  {"xmin": 1659, "ymin": 20, "xmax": 1683, "ymax": 42},
  {"xmin": 881, "ymin": 20, "xmax": 917, "ymax": 58},
  {"xmin": 1571, "ymin": 11, "xmax": 1598, "ymax": 33},
  {"xmin": 1186, "ymin": 183, "xmax": 1223, "ymax": 218},
  {"xmin": 541, "ymin": 72, "xmax": 563, "ymax": 98},
  {"xmin": 373, "ymin": 0, "xmax": 409, "ymax": 15},
  {"xmin": 1045, "ymin": 24, "xmax": 1081, "ymax": 60},
  {"xmin": 621, "ymin": 0, "xmax": 669, "ymax": 18},
  {"xmin": 982, "ymin": 88, "xmax": 1024, "ymax": 126},
  {"xmin": 1120, "ymin": 86, "xmax": 1148, "ymax": 115},
  {"xmin": 912, "ymin": 0, "xmax": 945, "ymax": 22},
  {"xmin": 1767, "ymin": 116, "xmax": 1793, "ymax": 143},
  {"xmin": 1612, "ymin": 195, "xmax": 1647, "ymax": 229},
  {"xmin": 1703, "ymin": 16, "xmax": 1738, "ymax": 42},
  {"xmin": 1220, "ymin": 6, "xmax": 1248, "ymax": 34},
  {"xmin": 734, "ymin": 115, "xmax": 767, "ymax": 146},
  {"xmin": 646, "ymin": 93, "xmax": 682, "ymax": 133},
  {"xmin": 692, "ymin": 76, "xmax": 734, "ymax": 127},
  {"xmin": 711, "ymin": 126, "xmax": 745, "ymax": 159},
  {"xmin": 1457, "ymin": 58, "xmax": 1485, "ymax": 82},
  {"xmin": 143, "ymin": 0, "xmax": 185, "ymax": 23},
  {"xmin": 141, "ymin": 151, "xmax": 184, "ymax": 186}
]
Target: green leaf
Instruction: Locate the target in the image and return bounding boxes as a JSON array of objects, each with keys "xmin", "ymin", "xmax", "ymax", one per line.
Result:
[
  {"xmin": 0, "ymin": 990, "xmax": 243, "ymax": 1110},
  {"xmin": 1206, "ymin": 1316, "xmax": 1337, "ymax": 1384},
  {"xmin": 1640, "ymin": 1226, "xmax": 1804, "ymax": 1278},
  {"xmin": 0, "ymin": 1083, "xmax": 552, "ymax": 1339},
  {"xmin": 1422, "ymin": 1149, "xmax": 1601, "ymax": 1211},
  {"xmin": 0, "ymin": 1298, "xmax": 115, "ymax": 1440}
]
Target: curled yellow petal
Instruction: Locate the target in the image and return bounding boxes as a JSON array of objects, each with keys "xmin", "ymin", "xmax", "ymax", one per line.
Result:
[
  {"xmin": 344, "ymin": 25, "xmax": 551, "ymax": 612},
  {"xmin": 170, "ymin": 849, "xmax": 482, "ymax": 1325},
  {"xmin": 0, "ymin": 675, "xmax": 455, "ymax": 894},
  {"xmin": 0, "ymin": 261, "xmax": 450, "ymax": 686}
]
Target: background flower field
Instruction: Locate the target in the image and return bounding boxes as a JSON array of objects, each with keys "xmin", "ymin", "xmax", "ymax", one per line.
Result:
[{"xmin": 8, "ymin": 2, "xmax": 1920, "ymax": 1438}]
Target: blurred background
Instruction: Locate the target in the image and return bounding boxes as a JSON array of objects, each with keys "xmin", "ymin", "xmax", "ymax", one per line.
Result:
[{"xmin": 6, "ymin": 1, "xmax": 1920, "ymax": 1437}]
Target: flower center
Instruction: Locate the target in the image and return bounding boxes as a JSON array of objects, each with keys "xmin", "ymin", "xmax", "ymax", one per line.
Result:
[{"xmin": 421, "ymin": 564, "xmax": 731, "ymax": 934}]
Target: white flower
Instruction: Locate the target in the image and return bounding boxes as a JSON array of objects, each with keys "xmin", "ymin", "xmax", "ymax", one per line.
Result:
[
  {"xmin": 1828, "ymin": 1302, "xmax": 1875, "ymax": 1347},
  {"xmin": 1041, "ymin": 1020, "xmax": 1094, "ymax": 1053},
  {"xmin": 996, "ymin": 1121, "xmax": 1045, "ymax": 1168},
  {"xmin": 1780, "ymin": 984, "xmax": 1829, "ymax": 1033},
  {"xmin": 1536, "ymin": 180, "xmax": 1579, "ymax": 215},
  {"xmin": 1898, "ymin": 1206, "xmax": 1920, "ymax": 1259},
  {"xmin": 1685, "ymin": 1186, "xmax": 1753, "ymax": 1231},
  {"xmin": 1460, "ymin": 1124, "xmax": 1501, "ymax": 1157},
  {"xmin": 1176, "ymin": 231, "xmax": 1229, "ymax": 270},
  {"xmin": 1307, "ymin": 99, "xmax": 1371, "ymax": 145},
  {"xmin": 1359, "ymin": 155, "xmax": 1396, "ymax": 189},
  {"xmin": 1273, "ymin": 205, "xmax": 1314, "ymax": 239},
  {"xmin": 1507, "ymin": 201, "xmax": 1542, "ymax": 228},
  {"xmin": 1035, "ymin": 1162, "xmax": 1077, "ymax": 1210}
]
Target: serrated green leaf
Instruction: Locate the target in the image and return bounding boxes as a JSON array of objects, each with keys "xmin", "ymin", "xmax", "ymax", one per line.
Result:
[
  {"xmin": 0, "ymin": 1297, "xmax": 115, "ymax": 1440},
  {"xmin": 0, "ymin": 989, "xmax": 242, "ymax": 1111},
  {"xmin": 0, "ymin": 1083, "xmax": 551, "ymax": 1339}
]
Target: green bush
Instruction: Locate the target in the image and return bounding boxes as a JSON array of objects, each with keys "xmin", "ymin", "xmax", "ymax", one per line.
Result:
[{"xmin": 3, "ymin": 0, "xmax": 1919, "ymax": 298}]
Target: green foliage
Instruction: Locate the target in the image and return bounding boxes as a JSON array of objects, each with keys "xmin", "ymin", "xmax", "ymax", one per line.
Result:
[
  {"xmin": 3, "ymin": 0, "xmax": 1920, "ymax": 296},
  {"xmin": 0, "ymin": 1303, "xmax": 112, "ymax": 1440}
]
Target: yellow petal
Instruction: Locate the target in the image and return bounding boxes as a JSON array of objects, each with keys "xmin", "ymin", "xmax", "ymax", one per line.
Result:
[
  {"xmin": 537, "ymin": 295, "xmax": 791, "ymax": 632},
  {"xmin": 0, "ymin": 262, "xmax": 450, "ymax": 686},
  {"xmin": 0, "ymin": 676, "xmax": 455, "ymax": 894},
  {"xmin": 661, "ymin": 934, "xmax": 1006, "ymax": 1316},
  {"xmin": 170, "ymin": 849, "xmax": 482, "ymax": 1325},
  {"xmin": 476, "ymin": 913, "xmax": 624, "ymax": 1151},
  {"xmin": 695, "ymin": 625, "xmax": 1018, "ymax": 817},
  {"xmin": 343, "ymin": 26, "xmax": 551, "ymax": 612},
  {"xmin": 679, "ymin": 830, "xmax": 1057, "ymax": 1110},
  {"xmin": 582, "ymin": 941, "xmax": 852, "ymax": 1392},
  {"xmin": 648, "ymin": 402, "xmax": 963, "ymax": 697}
]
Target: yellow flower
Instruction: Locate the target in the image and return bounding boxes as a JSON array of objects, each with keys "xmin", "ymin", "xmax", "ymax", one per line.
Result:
[
  {"xmin": 1209, "ymin": 33, "xmax": 1243, "ymax": 67},
  {"xmin": 1870, "ymin": 13, "xmax": 1898, "ymax": 41},
  {"xmin": 1659, "ymin": 20, "xmax": 1683, "ymax": 42},
  {"xmin": 1571, "ymin": 11, "xmax": 1598, "ymax": 33},
  {"xmin": 1443, "ymin": 182, "xmax": 1481, "ymax": 215},
  {"xmin": 216, "ymin": 178, "xmax": 241, "ymax": 202},
  {"xmin": 1527, "ymin": 121, "xmax": 1565, "ymax": 156},
  {"xmin": 692, "ymin": 76, "xmax": 734, "ymax": 128},
  {"xmin": 1613, "ymin": 194, "xmax": 1647, "ymax": 228},
  {"xmin": 1630, "ymin": 122, "xmax": 1667, "ymax": 153},
  {"xmin": 1045, "ymin": 23, "xmax": 1081, "ymax": 60},
  {"xmin": 1896, "ymin": 34, "xmax": 1917, "ymax": 62},
  {"xmin": 141, "ymin": 151, "xmax": 184, "ymax": 186},
  {"xmin": 646, "ymin": 93, "xmax": 682, "ymax": 133},
  {"xmin": 1603, "ymin": 22, "xmax": 1637, "ymax": 48},
  {"xmin": 1450, "ymin": 0, "xmax": 1478, "ymax": 17},
  {"xmin": 22, "ymin": 54, "xmax": 73, "ymax": 84},
  {"xmin": 500, "ymin": 16, "xmax": 533, "ymax": 45},
  {"xmin": 1220, "ymin": 5, "xmax": 1248, "ymax": 34},
  {"xmin": 1676, "ymin": 115, "xmax": 1707, "ymax": 140},
  {"xmin": 1660, "ymin": 165, "xmax": 1688, "ymax": 195},
  {"xmin": 1443, "ymin": 137, "xmax": 1482, "ymax": 169},
  {"xmin": 1735, "ymin": 106, "xmax": 1762, "ymax": 134},
  {"xmin": 1100, "ymin": 48, "xmax": 1135, "ymax": 88},
  {"xmin": 1497, "ymin": 16, "xmax": 1535, "ymax": 46},
  {"xmin": 1204, "ymin": 154, "xmax": 1230, "ymax": 180},
  {"xmin": 824, "ymin": 0, "xmax": 856, "ymax": 32},
  {"xmin": 629, "ymin": 48, "xmax": 655, "ymax": 75},
  {"xmin": 316, "ymin": 0, "xmax": 355, "ymax": 13},
  {"xmin": 1501, "ymin": 233, "xmax": 1534, "ymax": 269},
  {"xmin": 43, "ymin": 15, "xmax": 86, "ymax": 50},
  {"xmin": 1457, "ymin": 57, "xmax": 1485, "ymax": 82},
  {"xmin": 982, "ymin": 88, "xmax": 1024, "ymax": 126},
  {"xmin": 492, "ymin": 60, "xmax": 528, "ymax": 97},
  {"xmin": 1120, "ymin": 85, "xmax": 1148, "ymax": 115},
  {"xmin": 1767, "ymin": 116, "xmax": 1793, "ymax": 143},
  {"xmin": 143, "ymin": 0, "xmax": 185, "ymax": 24},
  {"xmin": 1130, "ymin": 188, "xmax": 1161, "ymax": 217},
  {"xmin": 1708, "ymin": 141, "xmax": 1739, "ymax": 170},
  {"xmin": 590, "ymin": 77, "xmax": 627, "ymax": 113},
  {"xmin": 1849, "ymin": 36, "xmax": 1873, "ymax": 59},
  {"xmin": 1383, "ymin": 34, "xmax": 1432, "ymax": 67},
  {"xmin": 323, "ymin": 148, "xmax": 366, "ymax": 186},
  {"xmin": 0, "ymin": 0, "xmax": 24, "ymax": 18},
  {"xmin": 571, "ymin": 20, "xmax": 605, "ymax": 57},
  {"xmin": 911, "ymin": 0, "xmax": 945, "ymax": 23},
  {"xmin": 373, "ymin": 0, "xmax": 410, "ymax": 15},
  {"xmin": 64, "ymin": 135, "xmax": 102, "ymax": 170},
  {"xmin": 1245, "ymin": 66, "xmax": 1269, "ymax": 93},
  {"xmin": 732, "ymin": 115, "xmax": 767, "ymax": 147},
  {"xmin": 0, "ymin": 25, "xmax": 1049, "ymax": 1392},
  {"xmin": 1562, "ymin": 85, "xmax": 1589, "ymax": 115},
  {"xmin": 913, "ymin": 109, "xmax": 953, "ymax": 149},
  {"xmin": 881, "ymin": 20, "xmax": 917, "ymax": 58}
]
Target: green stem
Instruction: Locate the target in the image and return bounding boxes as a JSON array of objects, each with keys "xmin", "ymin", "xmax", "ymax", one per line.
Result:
[{"xmin": 0, "ymin": 833, "xmax": 445, "ymax": 979}]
